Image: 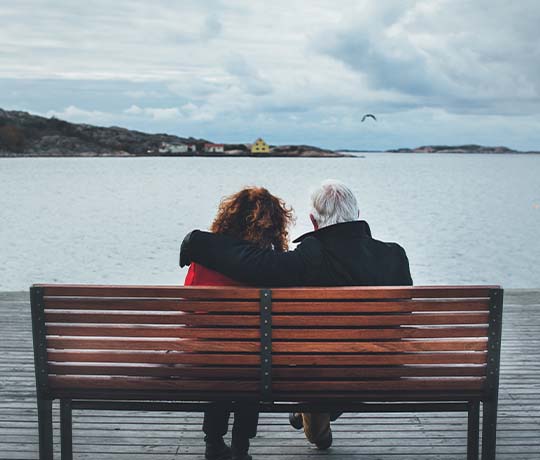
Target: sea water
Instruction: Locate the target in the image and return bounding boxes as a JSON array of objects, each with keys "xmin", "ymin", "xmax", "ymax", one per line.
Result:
[{"xmin": 1, "ymin": 153, "xmax": 539, "ymax": 290}]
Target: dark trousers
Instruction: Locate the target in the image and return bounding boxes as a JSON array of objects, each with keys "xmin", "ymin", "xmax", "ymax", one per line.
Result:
[{"xmin": 203, "ymin": 402, "xmax": 259, "ymax": 451}]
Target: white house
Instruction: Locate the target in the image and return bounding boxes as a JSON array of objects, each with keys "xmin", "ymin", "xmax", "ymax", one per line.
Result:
[{"xmin": 158, "ymin": 142, "xmax": 188, "ymax": 154}]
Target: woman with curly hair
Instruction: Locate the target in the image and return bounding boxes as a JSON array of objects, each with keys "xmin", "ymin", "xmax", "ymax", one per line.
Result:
[{"xmin": 184, "ymin": 186, "xmax": 294, "ymax": 460}]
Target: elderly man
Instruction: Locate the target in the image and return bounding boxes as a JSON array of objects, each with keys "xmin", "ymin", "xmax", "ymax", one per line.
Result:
[{"xmin": 180, "ymin": 180, "xmax": 413, "ymax": 450}]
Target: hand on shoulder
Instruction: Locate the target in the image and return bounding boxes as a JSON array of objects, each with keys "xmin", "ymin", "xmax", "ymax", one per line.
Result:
[{"xmin": 179, "ymin": 230, "xmax": 201, "ymax": 267}]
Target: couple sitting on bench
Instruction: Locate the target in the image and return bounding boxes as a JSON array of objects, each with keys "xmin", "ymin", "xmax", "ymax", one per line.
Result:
[{"xmin": 180, "ymin": 179, "xmax": 413, "ymax": 460}]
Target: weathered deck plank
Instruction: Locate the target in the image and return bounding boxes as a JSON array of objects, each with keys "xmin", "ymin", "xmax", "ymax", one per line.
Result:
[{"xmin": 1, "ymin": 290, "xmax": 539, "ymax": 459}]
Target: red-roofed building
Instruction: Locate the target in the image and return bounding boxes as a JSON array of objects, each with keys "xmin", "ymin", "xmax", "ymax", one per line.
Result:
[{"xmin": 204, "ymin": 143, "xmax": 224, "ymax": 153}]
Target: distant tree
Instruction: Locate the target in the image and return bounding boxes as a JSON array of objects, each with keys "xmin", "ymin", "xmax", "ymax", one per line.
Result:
[
  {"xmin": 224, "ymin": 144, "xmax": 249, "ymax": 152},
  {"xmin": 0, "ymin": 125, "xmax": 25, "ymax": 152}
]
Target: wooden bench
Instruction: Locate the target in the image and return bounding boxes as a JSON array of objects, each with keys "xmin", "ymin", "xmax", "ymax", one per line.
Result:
[{"xmin": 30, "ymin": 284, "xmax": 503, "ymax": 460}]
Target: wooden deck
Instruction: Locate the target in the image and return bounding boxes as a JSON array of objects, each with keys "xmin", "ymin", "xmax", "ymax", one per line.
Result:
[{"xmin": 1, "ymin": 289, "xmax": 539, "ymax": 460}]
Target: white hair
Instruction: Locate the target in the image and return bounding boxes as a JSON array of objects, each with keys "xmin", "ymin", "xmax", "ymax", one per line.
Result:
[{"xmin": 310, "ymin": 180, "xmax": 360, "ymax": 229}]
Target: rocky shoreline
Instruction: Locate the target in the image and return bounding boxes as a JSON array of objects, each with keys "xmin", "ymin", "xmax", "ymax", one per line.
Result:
[{"xmin": 0, "ymin": 108, "xmax": 349, "ymax": 158}]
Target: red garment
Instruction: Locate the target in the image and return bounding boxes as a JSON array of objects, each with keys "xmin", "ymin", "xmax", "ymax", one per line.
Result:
[
  {"xmin": 183, "ymin": 263, "xmax": 256, "ymax": 444},
  {"xmin": 184, "ymin": 262, "xmax": 244, "ymax": 286}
]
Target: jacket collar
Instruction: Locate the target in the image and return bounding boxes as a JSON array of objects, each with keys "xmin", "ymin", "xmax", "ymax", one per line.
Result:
[{"xmin": 292, "ymin": 220, "xmax": 372, "ymax": 243}]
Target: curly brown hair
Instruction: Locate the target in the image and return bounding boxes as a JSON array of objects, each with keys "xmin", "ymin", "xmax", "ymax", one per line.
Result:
[{"xmin": 210, "ymin": 187, "xmax": 295, "ymax": 252}]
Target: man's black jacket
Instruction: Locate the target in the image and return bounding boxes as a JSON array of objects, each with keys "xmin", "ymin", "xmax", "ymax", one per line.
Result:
[{"xmin": 180, "ymin": 220, "xmax": 413, "ymax": 287}]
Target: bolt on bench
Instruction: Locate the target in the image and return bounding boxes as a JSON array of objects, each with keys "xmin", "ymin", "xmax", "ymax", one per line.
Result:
[{"xmin": 30, "ymin": 284, "xmax": 503, "ymax": 459}]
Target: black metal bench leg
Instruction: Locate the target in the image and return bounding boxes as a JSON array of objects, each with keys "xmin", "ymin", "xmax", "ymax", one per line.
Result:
[
  {"xmin": 467, "ymin": 401, "xmax": 480, "ymax": 460},
  {"xmin": 60, "ymin": 399, "xmax": 73, "ymax": 460},
  {"xmin": 38, "ymin": 398, "xmax": 54, "ymax": 460},
  {"xmin": 481, "ymin": 400, "xmax": 498, "ymax": 460}
]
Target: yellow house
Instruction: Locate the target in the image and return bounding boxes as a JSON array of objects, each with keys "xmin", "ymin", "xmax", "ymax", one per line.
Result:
[{"xmin": 251, "ymin": 138, "xmax": 270, "ymax": 154}]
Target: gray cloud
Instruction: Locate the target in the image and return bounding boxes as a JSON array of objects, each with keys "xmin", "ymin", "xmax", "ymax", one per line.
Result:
[
  {"xmin": 2, "ymin": 0, "xmax": 540, "ymax": 149},
  {"xmin": 317, "ymin": 30, "xmax": 439, "ymax": 96},
  {"xmin": 313, "ymin": 0, "xmax": 540, "ymax": 115},
  {"xmin": 224, "ymin": 54, "xmax": 273, "ymax": 96}
]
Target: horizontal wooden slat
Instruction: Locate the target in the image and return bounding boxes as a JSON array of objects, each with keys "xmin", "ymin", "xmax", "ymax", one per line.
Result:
[
  {"xmin": 273, "ymin": 327, "xmax": 489, "ymax": 340},
  {"xmin": 48, "ymin": 363, "xmax": 486, "ymax": 379},
  {"xmin": 270, "ymin": 287, "xmax": 414, "ymax": 300},
  {"xmin": 45, "ymin": 324, "xmax": 489, "ymax": 340},
  {"xmin": 37, "ymin": 284, "xmax": 499, "ymax": 300},
  {"xmin": 409, "ymin": 286, "xmax": 497, "ymax": 298},
  {"xmin": 274, "ymin": 366, "xmax": 487, "ymax": 379},
  {"xmin": 48, "ymin": 389, "xmax": 264, "ymax": 401},
  {"xmin": 43, "ymin": 298, "xmax": 489, "ymax": 313},
  {"xmin": 273, "ymin": 353, "xmax": 488, "ymax": 366},
  {"xmin": 47, "ymin": 338, "xmax": 259, "ymax": 352},
  {"xmin": 48, "ymin": 375, "xmax": 485, "ymax": 393},
  {"xmin": 49, "ymin": 375, "xmax": 259, "ymax": 392},
  {"xmin": 45, "ymin": 312, "xmax": 260, "ymax": 326},
  {"xmin": 274, "ymin": 340, "xmax": 487, "ymax": 353},
  {"xmin": 44, "ymin": 298, "xmax": 260, "ymax": 312},
  {"xmin": 39, "ymin": 285, "xmax": 261, "ymax": 299},
  {"xmin": 271, "ymin": 392, "xmax": 484, "ymax": 402},
  {"xmin": 44, "ymin": 311, "xmax": 489, "ymax": 326},
  {"xmin": 272, "ymin": 299, "xmax": 490, "ymax": 313},
  {"xmin": 46, "ymin": 325, "xmax": 261, "ymax": 339},
  {"xmin": 48, "ymin": 350, "xmax": 261, "ymax": 365},
  {"xmin": 276, "ymin": 314, "xmax": 490, "ymax": 327},
  {"xmin": 273, "ymin": 379, "xmax": 486, "ymax": 392},
  {"xmin": 47, "ymin": 350, "xmax": 487, "ymax": 365},
  {"xmin": 48, "ymin": 388, "xmax": 484, "ymax": 402},
  {"xmin": 46, "ymin": 337, "xmax": 487, "ymax": 353},
  {"xmin": 270, "ymin": 286, "xmax": 496, "ymax": 300},
  {"xmin": 48, "ymin": 364, "xmax": 261, "ymax": 379}
]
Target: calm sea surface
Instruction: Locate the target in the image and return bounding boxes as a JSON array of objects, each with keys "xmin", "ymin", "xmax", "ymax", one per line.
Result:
[{"xmin": 1, "ymin": 154, "xmax": 539, "ymax": 290}]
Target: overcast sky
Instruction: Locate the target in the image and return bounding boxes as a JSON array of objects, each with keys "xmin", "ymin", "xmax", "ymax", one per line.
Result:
[{"xmin": 1, "ymin": 0, "xmax": 540, "ymax": 150}]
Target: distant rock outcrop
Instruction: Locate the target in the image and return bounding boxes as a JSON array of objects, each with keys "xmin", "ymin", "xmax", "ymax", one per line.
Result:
[
  {"xmin": 269, "ymin": 144, "xmax": 348, "ymax": 157},
  {"xmin": 0, "ymin": 108, "xmax": 347, "ymax": 157},
  {"xmin": 387, "ymin": 144, "xmax": 535, "ymax": 154}
]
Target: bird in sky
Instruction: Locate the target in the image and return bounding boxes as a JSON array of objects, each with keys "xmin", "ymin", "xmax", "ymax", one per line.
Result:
[{"xmin": 361, "ymin": 114, "xmax": 377, "ymax": 122}]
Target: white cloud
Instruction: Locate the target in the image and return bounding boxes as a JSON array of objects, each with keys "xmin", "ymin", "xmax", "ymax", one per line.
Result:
[
  {"xmin": 123, "ymin": 103, "xmax": 218, "ymax": 122},
  {"xmin": 144, "ymin": 107, "xmax": 182, "ymax": 121},
  {"xmin": 124, "ymin": 105, "xmax": 182, "ymax": 120},
  {"xmin": 124, "ymin": 105, "xmax": 143, "ymax": 115},
  {"xmin": 181, "ymin": 102, "xmax": 198, "ymax": 112},
  {"xmin": 124, "ymin": 90, "xmax": 164, "ymax": 99},
  {"xmin": 44, "ymin": 106, "xmax": 114, "ymax": 125}
]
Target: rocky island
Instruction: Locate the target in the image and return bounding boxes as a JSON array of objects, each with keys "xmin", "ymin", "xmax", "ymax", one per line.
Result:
[
  {"xmin": 0, "ymin": 109, "xmax": 348, "ymax": 158},
  {"xmin": 387, "ymin": 144, "xmax": 538, "ymax": 154}
]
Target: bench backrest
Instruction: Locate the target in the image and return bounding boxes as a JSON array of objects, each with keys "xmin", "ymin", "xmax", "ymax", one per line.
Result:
[{"xmin": 30, "ymin": 284, "xmax": 503, "ymax": 403}]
